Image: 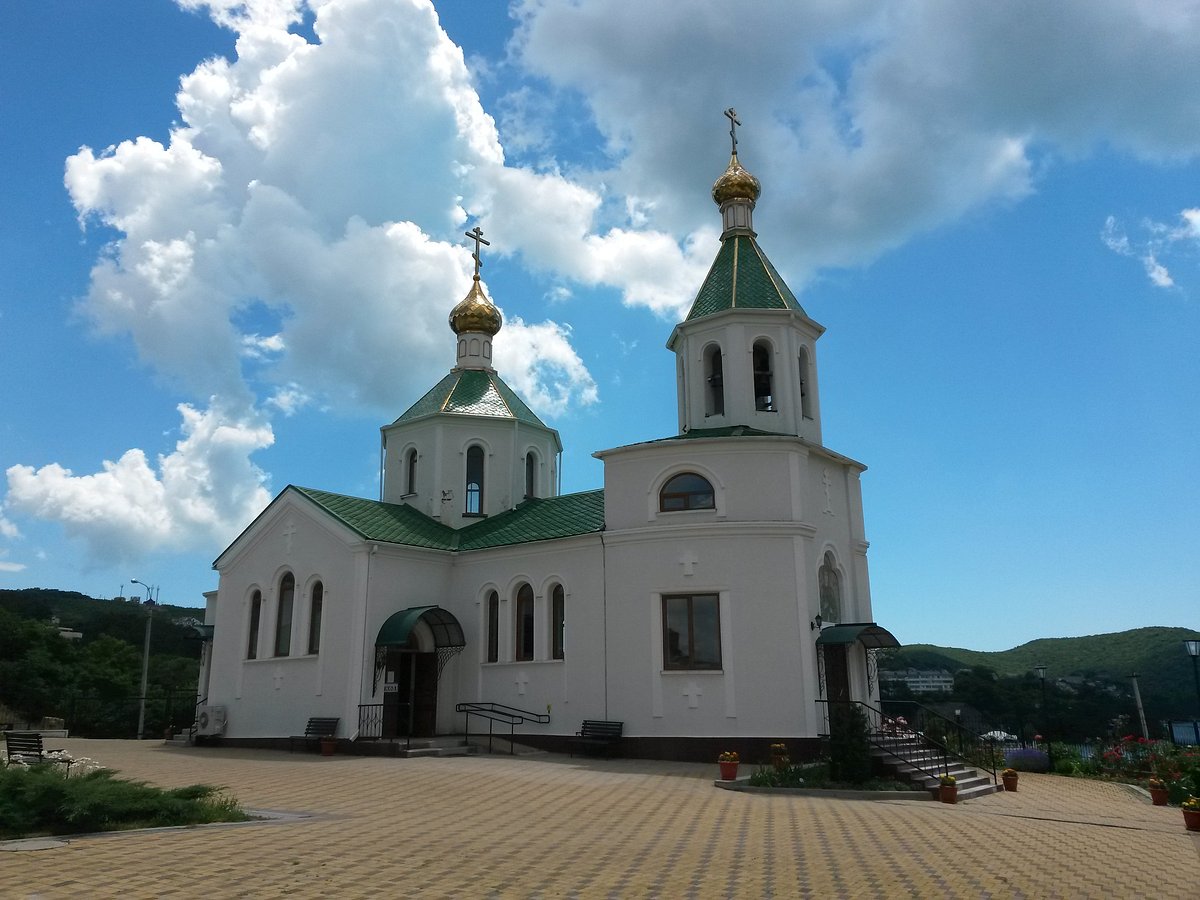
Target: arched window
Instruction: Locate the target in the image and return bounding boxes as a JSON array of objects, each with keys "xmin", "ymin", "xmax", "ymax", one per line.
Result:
[
  {"xmin": 819, "ymin": 552, "xmax": 841, "ymax": 623},
  {"xmin": 659, "ymin": 472, "xmax": 715, "ymax": 511},
  {"xmin": 486, "ymin": 590, "xmax": 499, "ymax": 663},
  {"xmin": 405, "ymin": 448, "xmax": 418, "ymax": 495},
  {"xmin": 308, "ymin": 581, "xmax": 323, "ymax": 655},
  {"xmin": 247, "ymin": 590, "xmax": 262, "ymax": 659},
  {"xmin": 704, "ymin": 345, "xmax": 724, "ymax": 416},
  {"xmin": 551, "ymin": 584, "xmax": 565, "ymax": 660},
  {"xmin": 753, "ymin": 340, "xmax": 774, "ymax": 411},
  {"xmin": 525, "ymin": 451, "xmax": 537, "ymax": 499},
  {"xmin": 275, "ymin": 572, "xmax": 295, "ymax": 657},
  {"xmin": 515, "ymin": 583, "xmax": 535, "ymax": 661},
  {"xmin": 465, "ymin": 445, "xmax": 484, "ymax": 515},
  {"xmin": 799, "ymin": 346, "xmax": 813, "ymax": 419}
]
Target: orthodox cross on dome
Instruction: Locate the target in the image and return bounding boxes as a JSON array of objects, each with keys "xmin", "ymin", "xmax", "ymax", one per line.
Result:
[
  {"xmin": 724, "ymin": 107, "xmax": 741, "ymax": 154},
  {"xmin": 465, "ymin": 226, "xmax": 490, "ymax": 279}
]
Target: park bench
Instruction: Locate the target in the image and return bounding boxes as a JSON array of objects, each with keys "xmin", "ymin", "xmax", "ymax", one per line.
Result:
[
  {"xmin": 3, "ymin": 732, "xmax": 70, "ymax": 771},
  {"xmin": 568, "ymin": 719, "xmax": 623, "ymax": 757},
  {"xmin": 289, "ymin": 717, "xmax": 339, "ymax": 752}
]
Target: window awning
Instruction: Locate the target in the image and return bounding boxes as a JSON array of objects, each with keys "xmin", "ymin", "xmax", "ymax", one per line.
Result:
[
  {"xmin": 188, "ymin": 624, "xmax": 215, "ymax": 640},
  {"xmin": 815, "ymin": 622, "xmax": 900, "ymax": 649},
  {"xmin": 376, "ymin": 606, "xmax": 465, "ymax": 649}
]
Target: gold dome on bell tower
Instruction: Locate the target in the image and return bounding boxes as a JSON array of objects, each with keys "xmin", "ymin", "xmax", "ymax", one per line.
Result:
[
  {"xmin": 712, "ymin": 153, "xmax": 761, "ymax": 206},
  {"xmin": 448, "ymin": 225, "xmax": 502, "ymax": 337}
]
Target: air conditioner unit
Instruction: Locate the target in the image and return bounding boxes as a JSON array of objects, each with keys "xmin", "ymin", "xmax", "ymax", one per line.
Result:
[{"xmin": 196, "ymin": 705, "xmax": 227, "ymax": 736}]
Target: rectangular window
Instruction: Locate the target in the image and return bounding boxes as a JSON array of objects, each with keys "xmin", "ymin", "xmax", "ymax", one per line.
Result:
[{"xmin": 662, "ymin": 594, "xmax": 721, "ymax": 670}]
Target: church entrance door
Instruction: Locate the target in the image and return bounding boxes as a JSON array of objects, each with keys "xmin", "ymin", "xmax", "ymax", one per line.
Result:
[
  {"xmin": 823, "ymin": 644, "xmax": 850, "ymax": 704},
  {"xmin": 382, "ymin": 648, "xmax": 438, "ymax": 738}
]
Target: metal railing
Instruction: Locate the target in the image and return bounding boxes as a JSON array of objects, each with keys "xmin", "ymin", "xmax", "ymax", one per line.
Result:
[
  {"xmin": 456, "ymin": 702, "xmax": 550, "ymax": 755},
  {"xmin": 880, "ymin": 699, "xmax": 999, "ymax": 781},
  {"xmin": 357, "ymin": 703, "xmax": 413, "ymax": 751}
]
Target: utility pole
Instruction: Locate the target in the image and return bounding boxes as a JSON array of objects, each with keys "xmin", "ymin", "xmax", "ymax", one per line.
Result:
[{"xmin": 1129, "ymin": 673, "xmax": 1149, "ymax": 740}]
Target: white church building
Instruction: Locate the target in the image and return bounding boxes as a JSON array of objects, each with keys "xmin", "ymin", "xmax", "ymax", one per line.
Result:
[{"xmin": 197, "ymin": 126, "xmax": 898, "ymax": 760}]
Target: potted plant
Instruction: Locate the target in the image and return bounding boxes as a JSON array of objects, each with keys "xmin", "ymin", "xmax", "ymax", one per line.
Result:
[
  {"xmin": 938, "ymin": 773, "xmax": 958, "ymax": 804},
  {"xmin": 769, "ymin": 743, "xmax": 789, "ymax": 772},
  {"xmin": 320, "ymin": 736, "xmax": 337, "ymax": 757},
  {"xmin": 1183, "ymin": 796, "xmax": 1200, "ymax": 833},
  {"xmin": 718, "ymin": 751, "xmax": 739, "ymax": 781},
  {"xmin": 1147, "ymin": 776, "xmax": 1169, "ymax": 806},
  {"xmin": 1001, "ymin": 768, "xmax": 1019, "ymax": 792}
]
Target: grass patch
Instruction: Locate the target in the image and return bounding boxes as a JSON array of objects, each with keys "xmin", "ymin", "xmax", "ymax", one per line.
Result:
[
  {"xmin": 0, "ymin": 763, "xmax": 249, "ymax": 839},
  {"xmin": 747, "ymin": 760, "xmax": 913, "ymax": 791}
]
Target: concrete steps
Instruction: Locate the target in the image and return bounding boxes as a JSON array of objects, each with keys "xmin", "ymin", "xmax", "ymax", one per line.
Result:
[{"xmin": 871, "ymin": 738, "xmax": 1002, "ymax": 801}]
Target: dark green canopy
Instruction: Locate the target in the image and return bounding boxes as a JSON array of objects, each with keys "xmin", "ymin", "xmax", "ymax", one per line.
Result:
[
  {"xmin": 815, "ymin": 622, "xmax": 899, "ymax": 649},
  {"xmin": 376, "ymin": 606, "xmax": 465, "ymax": 649}
]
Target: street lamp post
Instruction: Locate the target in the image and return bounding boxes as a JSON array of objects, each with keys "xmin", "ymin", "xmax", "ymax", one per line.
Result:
[
  {"xmin": 1185, "ymin": 640, "xmax": 1200, "ymax": 745},
  {"xmin": 130, "ymin": 578, "xmax": 157, "ymax": 740},
  {"xmin": 1035, "ymin": 664, "xmax": 1052, "ymax": 769}
]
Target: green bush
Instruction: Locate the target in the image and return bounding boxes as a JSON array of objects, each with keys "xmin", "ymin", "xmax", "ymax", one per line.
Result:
[
  {"xmin": 828, "ymin": 704, "xmax": 872, "ymax": 784},
  {"xmin": 0, "ymin": 763, "xmax": 248, "ymax": 839}
]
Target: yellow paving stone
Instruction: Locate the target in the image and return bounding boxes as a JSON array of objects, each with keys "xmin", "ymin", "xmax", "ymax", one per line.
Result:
[{"xmin": 2, "ymin": 740, "xmax": 1199, "ymax": 898}]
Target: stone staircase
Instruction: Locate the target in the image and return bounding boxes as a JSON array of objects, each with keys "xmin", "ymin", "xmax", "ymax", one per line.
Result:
[{"xmin": 871, "ymin": 736, "xmax": 1002, "ymax": 801}]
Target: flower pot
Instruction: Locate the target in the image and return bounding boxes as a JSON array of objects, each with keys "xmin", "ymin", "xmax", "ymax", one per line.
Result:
[
  {"xmin": 939, "ymin": 784, "xmax": 958, "ymax": 804},
  {"xmin": 1149, "ymin": 787, "xmax": 1168, "ymax": 806},
  {"xmin": 1002, "ymin": 775, "xmax": 1018, "ymax": 792},
  {"xmin": 320, "ymin": 738, "xmax": 336, "ymax": 757},
  {"xmin": 718, "ymin": 761, "xmax": 739, "ymax": 781},
  {"xmin": 1184, "ymin": 809, "xmax": 1200, "ymax": 833}
]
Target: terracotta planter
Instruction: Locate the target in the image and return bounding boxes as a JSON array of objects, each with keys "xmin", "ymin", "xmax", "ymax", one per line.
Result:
[
  {"xmin": 1149, "ymin": 787, "xmax": 1168, "ymax": 806},
  {"xmin": 939, "ymin": 784, "xmax": 958, "ymax": 804},
  {"xmin": 1184, "ymin": 809, "xmax": 1200, "ymax": 832},
  {"xmin": 320, "ymin": 738, "xmax": 336, "ymax": 757},
  {"xmin": 718, "ymin": 761, "xmax": 739, "ymax": 781},
  {"xmin": 1002, "ymin": 775, "xmax": 1018, "ymax": 792}
]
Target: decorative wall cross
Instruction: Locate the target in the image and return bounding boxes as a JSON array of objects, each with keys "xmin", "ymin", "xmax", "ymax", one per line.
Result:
[
  {"xmin": 465, "ymin": 226, "xmax": 490, "ymax": 279},
  {"xmin": 514, "ymin": 670, "xmax": 529, "ymax": 696},
  {"xmin": 283, "ymin": 520, "xmax": 297, "ymax": 555},
  {"xmin": 679, "ymin": 550, "xmax": 699, "ymax": 576},
  {"xmin": 682, "ymin": 681, "xmax": 703, "ymax": 709}
]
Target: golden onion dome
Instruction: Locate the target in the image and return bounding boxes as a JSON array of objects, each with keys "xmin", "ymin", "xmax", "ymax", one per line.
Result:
[
  {"xmin": 448, "ymin": 276, "xmax": 502, "ymax": 336},
  {"xmin": 711, "ymin": 152, "xmax": 761, "ymax": 206}
]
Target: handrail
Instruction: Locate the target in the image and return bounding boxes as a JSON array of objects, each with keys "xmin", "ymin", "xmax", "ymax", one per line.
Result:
[
  {"xmin": 456, "ymin": 702, "xmax": 550, "ymax": 754},
  {"xmin": 818, "ymin": 699, "xmax": 950, "ymax": 784},
  {"xmin": 880, "ymin": 699, "xmax": 998, "ymax": 782}
]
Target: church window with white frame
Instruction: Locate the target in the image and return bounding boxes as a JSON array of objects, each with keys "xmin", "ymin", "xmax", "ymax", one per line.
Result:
[
  {"xmin": 405, "ymin": 448, "xmax": 417, "ymax": 495},
  {"xmin": 247, "ymin": 590, "xmax": 262, "ymax": 660},
  {"xmin": 275, "ymin": 572, "xmax": 295, "ymax": 657},
  {"xmin": 486, "ymin": 590, "xmax": 499, "ymax": 663},
  {"xmin": 798, "ymin": 346, "xmax": 813, "ymax": 419},
  {"xmin": 753, "ymin": 340, "xmax": 774, "ymax": 411},
  {"xmin": 659, "ymin": 472, "xmax": 715, "ymax": 511},
  {"xmin": 551, "ymin": 583, "xmax": 565, "ymax": 660},
  {"xmin": 515, "ymin": 583, "xmax": 535, "ymax": 661},
  {"xmin": 465, "ymin": 445, "xmax": 485, "ymax": 515},
  {"xmin": 819, "ymin": 552, "xmax": 841, "ymax": 623},
  {"xmin": 307, "ymin": 580, "xmax": 323, "ymax": 655},
  {"xmin": 525, "ymin": 451, "xmax": 537, "ymax": 499},
  {"xmin": 704, "ymin": 344, "xmax": 725, "ymax": 416},
  {"xmin": 662, "ymin": 593, "xmax": 721, "ymax": 670}
]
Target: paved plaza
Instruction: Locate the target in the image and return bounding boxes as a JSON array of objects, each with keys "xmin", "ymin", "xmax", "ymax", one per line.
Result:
[{"xmin": 2, "ymin": 738, "xmax": 1198, "ymax": 898}]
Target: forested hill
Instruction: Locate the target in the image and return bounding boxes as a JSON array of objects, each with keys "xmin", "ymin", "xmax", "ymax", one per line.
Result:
[
  {"xmin": 885, "ymin": 626, "xmax": 1200, "ymax": 720},
  {"xmin": 0, "ymin": 588, "xmax": 204, "ymax": 658}
]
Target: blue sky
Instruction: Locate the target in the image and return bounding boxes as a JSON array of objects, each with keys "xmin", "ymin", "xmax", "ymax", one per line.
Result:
[{"xmin": 1, "ymin": 0, "xmax": 1197, "ymax": 652}]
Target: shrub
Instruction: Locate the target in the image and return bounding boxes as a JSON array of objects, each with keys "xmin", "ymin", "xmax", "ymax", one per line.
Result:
[
  {"xmin": 828, "ymin": 704, "xmax": 872, "ymax": 784},
  {"xmin": 0, "ymin": 762, "xmax": 248, "ymax": 839},
  {"xmin": 1004, "ymin": 748, "xmax": 1050, "ymax": 773}
]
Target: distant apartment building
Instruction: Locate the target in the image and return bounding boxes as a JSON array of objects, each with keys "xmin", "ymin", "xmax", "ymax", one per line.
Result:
[{"xmin": 880, "ymin": 668, "xmax": 956, "ymax": 694}]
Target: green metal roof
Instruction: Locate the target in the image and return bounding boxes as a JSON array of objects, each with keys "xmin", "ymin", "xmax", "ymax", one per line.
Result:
[
  {"xmin": 457, "ymin": 490, "xmax": 606, "ymax": 551},
  {"xmin": 376, "ymin": 606, "xmax": 465, "ymax": 648},
  {"xmin": 685, "ymin": 234, "xmax": 805, "ymax": 321},
  {"xmin": 392, "ymin": 369, "xmax": 547, "ymax": 428},
  {"xmin": 291, "ymin": 486, "xmax": 604, "ymax": 552},
  {"xmin": 816, "ymin": 623, "xmax": 900, "ymax": 649}
]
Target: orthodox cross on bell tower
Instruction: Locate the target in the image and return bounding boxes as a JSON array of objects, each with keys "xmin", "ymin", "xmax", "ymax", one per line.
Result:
[
  {"xmin": 724, "ymin": 107, "xmax": 741, "ymax": 155},
  {"xmin": 465, "ymin": 226, "xmax": 490, "ymax": 279}
]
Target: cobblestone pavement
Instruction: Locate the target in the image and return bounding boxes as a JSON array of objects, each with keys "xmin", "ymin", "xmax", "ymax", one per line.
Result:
[{"xmin": 1, "ymin": 740, "xmax": 1198, "ymax": 898}]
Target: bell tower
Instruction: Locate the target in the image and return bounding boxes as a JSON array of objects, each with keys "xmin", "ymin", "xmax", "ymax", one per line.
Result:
[{"xmin": 667, "ymin": 109, "xmax": 825, "ymax": 443}]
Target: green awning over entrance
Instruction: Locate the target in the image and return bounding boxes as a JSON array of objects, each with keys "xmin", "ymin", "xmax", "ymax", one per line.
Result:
[
  {"xmin": 376, "ymin": 606, "xmax": 465, "ymax": 649},
  {"xmin": 815, "ymin": 622, "xmax": 900, "ymax": 649}
]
